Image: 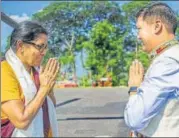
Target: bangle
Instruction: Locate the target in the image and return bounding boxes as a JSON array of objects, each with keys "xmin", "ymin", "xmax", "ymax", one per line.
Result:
[{"xmin": 128, "ymin": 86, "xmax": 138, "ymax": 95}]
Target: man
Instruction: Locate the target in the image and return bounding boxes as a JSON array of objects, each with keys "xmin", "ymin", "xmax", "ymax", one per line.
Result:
[{"xmin": 124, "ymin": 2, "xmax": 179, "ymax": 137}]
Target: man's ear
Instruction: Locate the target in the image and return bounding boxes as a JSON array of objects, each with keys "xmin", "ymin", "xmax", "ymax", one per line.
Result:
[
  {"xmin": 153, "ymin": 19, "xmax": 162, "ymax": 34},
  {"xmin": 16, "ymin": 40, "xmax": 24, "ymax": 52}
]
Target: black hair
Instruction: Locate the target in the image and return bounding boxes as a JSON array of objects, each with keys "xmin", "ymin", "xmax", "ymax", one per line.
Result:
[
  {"xmin": 10, "ymin": 21, "xmax": 47, "ymax": 52},
  {"xmin": 136, "ymin": 2, "xmax": 177, "ymax": 34}
]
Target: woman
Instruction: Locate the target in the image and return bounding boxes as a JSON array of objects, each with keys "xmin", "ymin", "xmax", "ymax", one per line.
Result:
[{"xmin": 1, "ymin": 21, "xmax": 59, "ymax": 137}]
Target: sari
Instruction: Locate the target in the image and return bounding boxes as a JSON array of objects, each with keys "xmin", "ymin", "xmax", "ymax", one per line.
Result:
[{"xmin": 1, "ymin": 48, "xmax": 59, "ymax": 137}]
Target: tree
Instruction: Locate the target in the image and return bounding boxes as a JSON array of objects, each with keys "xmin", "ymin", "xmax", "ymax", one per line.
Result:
[
  {"xmin": 32, "ymin": 1, "xmax": 153, "ymax": 86},
  {"xmin": 32, "ymin": 1, "xmax": 124, "ymax": 81},
  {"xmin": 1, "ymin": 36, "xmax": 11, "ymax": 58},
  {"xmin": 5, "ymin": 36, "xmax": 11, "ymax": 51},
  {"xmin": 81, "ymin": 20, "xmax": 126, "ymax": 86}
]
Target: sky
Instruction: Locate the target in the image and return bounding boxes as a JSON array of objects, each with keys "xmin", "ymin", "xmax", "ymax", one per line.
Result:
[
  {"xmin": 1, "ymin": 1, "xmax": 179, "ymax": 77},
  {"xmin": 1, "ymin": 1, "xmax": 52, "ymax": 52}
]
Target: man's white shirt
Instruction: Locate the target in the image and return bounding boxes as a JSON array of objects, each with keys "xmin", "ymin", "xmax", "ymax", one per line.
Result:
[{"xmin": 124, "ymin": 44, "xmax": 179, "ymax": 137}]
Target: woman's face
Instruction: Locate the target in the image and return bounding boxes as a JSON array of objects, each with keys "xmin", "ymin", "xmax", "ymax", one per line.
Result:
[{"xmin": 22, "ymin": 33, "xmax": 48, "ymax": 66}]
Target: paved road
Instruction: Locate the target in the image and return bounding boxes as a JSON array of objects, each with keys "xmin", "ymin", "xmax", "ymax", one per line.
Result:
[{"xmin": 54, "ymin": 87, "xmax": 130, "ymax": 137}]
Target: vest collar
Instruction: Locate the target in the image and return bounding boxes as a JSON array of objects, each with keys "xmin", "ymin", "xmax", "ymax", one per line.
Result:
[{"xmin": 149, "ymin": 39, "xmax": 179, "ymax": 59}]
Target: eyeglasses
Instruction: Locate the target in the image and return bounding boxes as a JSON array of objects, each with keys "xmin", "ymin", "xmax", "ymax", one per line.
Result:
[{"xmin": 23, "ymin": 41, "xmax": 48, "ymax": 53}]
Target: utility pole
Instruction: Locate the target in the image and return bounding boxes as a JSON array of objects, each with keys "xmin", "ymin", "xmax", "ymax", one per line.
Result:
[{"xmin": 1, "ymin": 12, "xmax": 18, "ymax": 28}]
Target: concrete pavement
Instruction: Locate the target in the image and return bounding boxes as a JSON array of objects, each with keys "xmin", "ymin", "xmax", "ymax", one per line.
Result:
[{"xmin": 54, "ymin": 87, "xmax": 130, "ymax": 137}]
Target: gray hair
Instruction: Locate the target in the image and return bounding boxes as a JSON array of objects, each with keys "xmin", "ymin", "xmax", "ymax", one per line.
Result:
[
  {"xmin": 10, "ymin": 21, "xmax": 47, "ymax": 52},
  {"xmin": 136, "ymin": 2, "xmax": 177, "ymax": 34}
]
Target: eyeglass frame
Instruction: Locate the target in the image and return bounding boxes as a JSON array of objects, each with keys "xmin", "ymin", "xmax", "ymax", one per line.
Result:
[{"xmin": 22, "ymin": 40, "xmax": 48, "ymax": 53}]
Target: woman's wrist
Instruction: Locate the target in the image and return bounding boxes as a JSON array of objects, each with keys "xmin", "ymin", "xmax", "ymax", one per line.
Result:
[
  {"xmin": 38, "ymin": 86, "xmax": 49, "ymax": 96},
  {"xmin": 48, "ymin": 89, "xmax": 54, "ymax": 95}
]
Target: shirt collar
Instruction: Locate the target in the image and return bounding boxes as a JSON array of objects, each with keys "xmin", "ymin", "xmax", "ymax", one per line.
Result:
[{"xmin": 149, "ymin": 38, "xmax": 179, "ymax": 59}]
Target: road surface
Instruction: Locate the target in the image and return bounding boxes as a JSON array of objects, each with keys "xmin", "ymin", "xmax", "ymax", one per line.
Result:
[{"xmin": 54, "ymin": 87, "xmax": 130, "ymax": 137}]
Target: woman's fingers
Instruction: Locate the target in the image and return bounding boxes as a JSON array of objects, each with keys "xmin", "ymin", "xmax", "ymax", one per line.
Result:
[
  {"xmin": 49, "ymin": 80, "xmax": 55, "ymax": 91},
  {"xmin": 48, "ymin": 58, "xmax": 56, "ymax": 73},
  {"xmin": 43, "ymin": 58, "xmax": 59, "ymax": 74},
  {"xmin": 46, "ymin": 59, "xmax": 58, "ymax": 75},
  {"xmin": 39, "ymin": 65, "xmax": 44, "ymax": 74},
  {"xmin": 52, "ymin": 64, "xmax": 60, "ymax": 79},
  {"xmin": 44, "ymin": 58, "xmax": 53, "ymax": 73},
  {"xmin": 52, "ymin": 60, "xmax": 59, "ymax": 75},
  {"xmin": 42, "ymin": 58, "xmax": 60, "ymax": 83},
  {"xmin": 48, "ymin": 75, "xmax": 56, "ymax": 90}
]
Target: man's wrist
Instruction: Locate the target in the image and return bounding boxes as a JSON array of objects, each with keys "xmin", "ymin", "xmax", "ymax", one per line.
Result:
[
  {"xmin": 128, "ymin": 86, "xmax": 138, "ymax": 95},
  {"xmin": 129, "ymin": 91, "xmax": 137, "ymax": 96}
]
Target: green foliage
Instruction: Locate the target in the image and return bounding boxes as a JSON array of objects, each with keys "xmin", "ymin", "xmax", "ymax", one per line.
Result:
[
  {"xmin": 4, "ymin": 1, "xmax": 177, "ymax": 87},
  {"xmin": 1, "ymin": 36, "xmax": 11, "ymax": 58},
  {"xmin": 32, "ymin": 1, "xmax": 155, "ymax": 86},
  {"xmin": 5, "ymin": 36, "xmax": 11, "ymax": 52},
  {"xmin": 81, "ymin": 20, "xmax": 126, "ymax": 85},
  {"xmin": 122, "ymin": 0, "xmax": 152, "ymax": 35},
  {"xmin": 78, "ymin": 75, "xmax": 92, "ymax": 87},
  {"xmin": 122, "ymin": 1, "xmax": 151, "ymax": 19},
  {"xmin": 0, "ymin": 52, "xmax": 5, "ymax": 57}
]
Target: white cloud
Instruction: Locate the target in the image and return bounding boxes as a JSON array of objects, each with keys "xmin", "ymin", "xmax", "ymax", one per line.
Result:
[
  {"xmin": 37, "ymin": 9, "xmax": 43, "ymax": 12},
  {"xmin": 9, "ymin": 13, "xmax": 30, "ymax": 23}
]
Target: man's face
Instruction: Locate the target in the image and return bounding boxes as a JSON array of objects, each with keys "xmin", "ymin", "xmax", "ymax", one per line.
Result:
[{"xmin": 136, "ymin": 17, "xmax": 154, "ymax": 53}]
